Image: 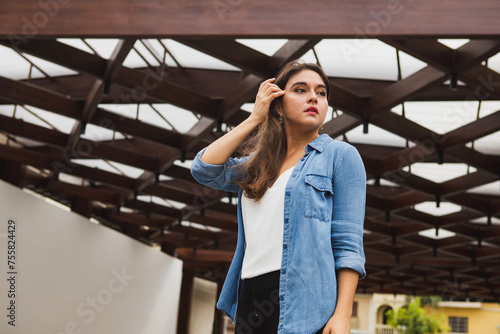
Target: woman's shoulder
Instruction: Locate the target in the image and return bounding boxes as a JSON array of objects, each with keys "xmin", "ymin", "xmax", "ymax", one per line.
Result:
[{"xmin": 322, "ymin": 136, "xmax": 359, "ymax": 155}]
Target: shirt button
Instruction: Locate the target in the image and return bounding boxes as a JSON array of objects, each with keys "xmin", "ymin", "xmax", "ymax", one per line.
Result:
[
  {"xmin": 283, "ymin": 244, "xmax": 287, "ymax": 249},
  {"xmin": 300, "ymin": 158, "xmax": 305, "ymax": 161},
  {"xmin": 280, "ymin": 296, "xmax": 284, "ymax": 301},
  {"xmin": 291, "ymin": 173, "xmax": 297, "ymax": 177},
  {"xmin": 320, "ymin": 184, "xmax": 325, "ymax": 190},
  {"xmin": 284, "ymin": 218, "xmax": 288, "ymax": 223},
  {"xmin": 281, "ymin": 269, "xmax": 286, "ymax": 275},
  {"xmin": 285, "ymin": 191, "xmax": 290, "ymax": 196}
]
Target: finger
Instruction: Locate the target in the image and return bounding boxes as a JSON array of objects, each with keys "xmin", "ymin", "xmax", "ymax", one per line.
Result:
[
  {"xmin": 262, "ymin": 84, "xmax": 283, "ymax": 96},
  {"xmin": 257, "ymin": 83, "xmax": 279, "ymax": 99},
  {"xmin": 259, "ymin": 89, "xmax": 284, "ymax": 104},
  {"xmin": 270, "ymin": 90, "xmax": 285, "ymax": 98},
  {"xmin": 259, "ymin": 78, "xmax": 276, "ymax": 88}
]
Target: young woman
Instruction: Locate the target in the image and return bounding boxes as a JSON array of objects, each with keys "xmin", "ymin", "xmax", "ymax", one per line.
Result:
[{"xmin": 191, "ymin": 61, "xmax": 366, "ymax": 334}]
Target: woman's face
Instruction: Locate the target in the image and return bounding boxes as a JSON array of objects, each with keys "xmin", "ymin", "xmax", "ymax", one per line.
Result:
[{"xmin": 278, "ymin": 69, "xmax": 329, "ymax": 132}]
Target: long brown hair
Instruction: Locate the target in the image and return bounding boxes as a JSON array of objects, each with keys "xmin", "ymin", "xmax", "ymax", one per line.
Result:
[{"xmin": 236, "ymin": 61, "xmax": 330, "ymax": 200}]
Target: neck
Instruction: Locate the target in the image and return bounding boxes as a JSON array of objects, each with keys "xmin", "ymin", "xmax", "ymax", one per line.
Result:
[{"xmin": 284, "ymin": 128, "xmax": 319, "ymax": 155}]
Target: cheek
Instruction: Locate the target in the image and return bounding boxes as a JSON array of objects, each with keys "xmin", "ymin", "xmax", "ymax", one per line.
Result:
[
  {"xmin": 319, "ymin": 105, "xmax": 329, "ymax": 121},
  {"xmin": 282, "ymin": 97, "xmax": 301, "ymax": 115}
]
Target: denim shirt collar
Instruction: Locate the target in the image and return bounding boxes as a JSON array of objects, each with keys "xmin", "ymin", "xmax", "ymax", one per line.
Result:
[{"xmin": 306, "ymin": 134, "xmax": 332, "ymax": 153}]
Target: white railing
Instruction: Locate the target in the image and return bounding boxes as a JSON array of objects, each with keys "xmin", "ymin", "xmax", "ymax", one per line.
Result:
[{"xmin": 375, "ymin": 324, "xmax": 406, "ymax": 334}]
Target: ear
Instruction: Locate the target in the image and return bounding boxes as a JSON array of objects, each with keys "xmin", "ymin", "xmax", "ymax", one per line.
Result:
[{"xmin": 274, "ymin": 102, "xmax": 283, "ymax": 117}]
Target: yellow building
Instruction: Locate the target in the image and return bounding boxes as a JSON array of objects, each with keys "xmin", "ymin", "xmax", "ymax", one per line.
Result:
[
  {"xmin": 436, "ymin": 301, "xmax": 500, "ymax": 334},
  {"xmin": 350, "ymin": 294, "xmax": 500, "ymax": 334}
]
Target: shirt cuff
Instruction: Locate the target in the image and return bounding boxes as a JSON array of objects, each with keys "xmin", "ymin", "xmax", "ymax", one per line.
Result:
[
  {"xmin": 335, "ymin": 255, "xmax": 366, "ymax": 279},
  {"xmin": 191, "ymin": 147, "xmax": 226, "ymax": 179}
]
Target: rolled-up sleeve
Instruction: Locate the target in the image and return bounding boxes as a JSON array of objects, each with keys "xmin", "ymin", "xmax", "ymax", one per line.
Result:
[
  {"xmin": 190, "ymin": 147, "xmax": 248, "ymax": 193},
  {"xmin": 331, "ymin": 145, "xmax": 367, "ymax": 278}
]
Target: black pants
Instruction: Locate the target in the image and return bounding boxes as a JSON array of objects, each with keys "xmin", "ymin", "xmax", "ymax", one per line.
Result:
[
  {"xmin": 235, "ymin": 270, "xmax": 325, "ymax": 334},
  {"xmin": 235, "ymin": 270, "xmax": 280, "ymax": 334}
]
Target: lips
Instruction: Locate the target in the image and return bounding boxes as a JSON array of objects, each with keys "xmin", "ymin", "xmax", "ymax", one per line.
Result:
[{"xmin": 305, "ymin": 107, "xmax": 318, "ymax": 114}]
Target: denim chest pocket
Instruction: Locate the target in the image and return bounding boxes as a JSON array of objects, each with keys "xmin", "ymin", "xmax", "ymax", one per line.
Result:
[{"xmin": 304, "ymin": 174, "xmax": 333, "ymax": 222}]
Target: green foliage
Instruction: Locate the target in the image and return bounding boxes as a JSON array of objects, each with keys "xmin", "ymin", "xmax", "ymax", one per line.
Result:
[
  {"xmin": 385, "ymin": 297, "xmax": 448, "ymax": 334},
  {"xmin": 419, "ymin": 296, "xmax": 442, "ymax": 309},
  {"xmin": 405, "ymin": 295, "xmax": 442, "ymax": 309}
]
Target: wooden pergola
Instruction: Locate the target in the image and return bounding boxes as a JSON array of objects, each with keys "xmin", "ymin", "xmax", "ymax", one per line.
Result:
[{"xmin": 1, "ymin": 1, "xmax": 500, "ymax": 332}]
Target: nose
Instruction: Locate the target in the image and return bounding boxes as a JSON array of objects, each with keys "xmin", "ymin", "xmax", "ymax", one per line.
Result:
[{"xmin": 308, "ymin": 91, "xmax": 318, "ymax": 103}]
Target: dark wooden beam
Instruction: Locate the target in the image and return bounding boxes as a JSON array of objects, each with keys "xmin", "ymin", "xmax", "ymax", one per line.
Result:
[
  {"xmin": 143, "ymin": 183, "xmax": 225, "ymax": 209},
  {"xmin": 72, "ymin": 164, "xmax": 136, "ymax": 189},
  {"xmin": 448, "ymin": 146, "xmax": 500, "ymax": 177},
  {"xmin": 125, "ymin": 199, "xmax": 182, "ymax": 221},
  {"xmin": 0, "ymin": 39, "xmax": 106, "ymax": 76},
  {"xmin": 368, "ymin": 66, "xmax": 446, "ymax": 114},
  {"xmin": 16, "ymin": 69, "xmax": 500, "ymax": 104},
  {"xmin": 188, "ymin": 214, "xmax": 237, "ymax": 233},
  {"xmin": 321, "ymin": 113, "xmax": 361, "ymax": 138},
  {"xmin": 90, "ymin": 108, "xmax": 184, "ymax": 148},
  {"xmin": 328, "ymin": 80, "xmax": 366, "ymax": 115},
  {"xmin": 454, "ymin": 40, "xmax": 500, "ymax": 71},
  {"xmin": 154, "ymin": 232, "xmax": 204, "ymax": 248},
  {"xmin": 115, "ymin": 66, "xmax": 219, "ymax": 117},
  {"xmin": 175, "ymin": 39, "xmax": 272, "ymax": 77},
  {"xmin": 389, "ymin": 191, "xmax": 433, "ymax": 211},
  {"xmin": 385, "ymin": 39, "xmax": 500, "ymax": 99},
  {"xmin": 73, "ymin": 139, "xmax": 159, "ymax": 171},
  {"xmin": 0, "ymin": 39, "xmax": 219, "ymax": 117},
  {"xmin": 108, "ymin": 212, "xmax": 173, "ymax": 230},
  {"xmin": 269, "ymin": 39, "xmax": 321, "ymax": 69},
  {"xmin": 0, "ymin": 114, "xmax": 69, "ymax": 147},
  {"xmin": 67, "ymin": 38, "xmax": 135, "ymax": 149},
  {"xmin": 379, "ymin": 145, "xmax": 435, "ymax": 174},
  {"xmin": 3, "ymin": 0, "xmax": 500, "ymax": 37},
  {"xmin": 47, "ymin": 180, "xmax": 122, "ymax": 204},
  {"xmin": 18, "ymin": 70, "xmax": 499, "ymax": 104},
  {"xmin": 439, "ymin": 171, "xmax": 498, "ymax": 197},
  {"xmin": 176, "ymin": 248, "xmax": 234, "ymax": 263},
  {"xmin": 0, "ymin": 75, "xmax": 81, "ymax": 119},
  {"xmin": 170, "ymin": 224, "xmax": 234, "ymax": 242},
  {"xmin": 0, "ymin": 144, "xmax": 58, "ymax": 170}
]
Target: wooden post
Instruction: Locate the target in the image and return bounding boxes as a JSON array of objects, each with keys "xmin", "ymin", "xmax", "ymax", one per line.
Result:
[
  {"xmin": 214, "ymin": 277, "xmax": 225, "ymax": 334},
  {"xmin": 0, "ymin": 161, "xmax": 26, "ymax": 188},
  {"xmin": 71, "ymin": 197, "xmax": 92, "ymax": 218},
  {"xmin": 177, "ymin": 267, "xmax": 195, "ymax": 334}
]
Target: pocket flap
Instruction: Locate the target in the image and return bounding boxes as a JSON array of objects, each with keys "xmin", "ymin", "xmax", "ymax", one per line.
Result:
[{"xmin": 305, "ymin": 174, "xmax": 333, "ymax": 193}]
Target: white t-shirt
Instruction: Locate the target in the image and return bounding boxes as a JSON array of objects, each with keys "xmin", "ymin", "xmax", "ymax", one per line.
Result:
[{"xmin": 240, "ymin": 167, "xmax": 294, "ymax": 279}]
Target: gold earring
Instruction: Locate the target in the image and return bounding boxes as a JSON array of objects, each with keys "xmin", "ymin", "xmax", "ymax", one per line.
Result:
[{"xmin": 279, "ymin": 116, "xmax": 284, "ymax": 124}]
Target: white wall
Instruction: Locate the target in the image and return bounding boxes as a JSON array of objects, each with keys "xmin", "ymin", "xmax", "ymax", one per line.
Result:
[
  {"xmin": 0, "ymin": 180, "xmax": 183, "ymax": 334},
  {"xmin": 189, "ymin": 277, "xmax": 217, "ymax": 334}
]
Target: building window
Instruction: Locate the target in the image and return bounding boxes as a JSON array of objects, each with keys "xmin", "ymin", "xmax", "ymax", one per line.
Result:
[
  {"xmin": 352, "ymin": 301, "xmax": 358, "ymax": 317},
  {"xmin": 449, "ymin": 316, "xmax": 468, "ymax": 333}
]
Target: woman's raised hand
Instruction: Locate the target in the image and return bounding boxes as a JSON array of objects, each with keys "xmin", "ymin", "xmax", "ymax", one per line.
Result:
[
  {"xmin": 200, "ymin": 80, "xmax": 283, "ymax": 164},
  {"xmin": 249, "ymin": 78, "xmax": 285, "ymax": 124}
]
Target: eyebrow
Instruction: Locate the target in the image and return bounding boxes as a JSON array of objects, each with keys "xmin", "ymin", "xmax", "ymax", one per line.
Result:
[{"xmin": 290, "ymin": 81, "xmax": 327, "ymax": 90}]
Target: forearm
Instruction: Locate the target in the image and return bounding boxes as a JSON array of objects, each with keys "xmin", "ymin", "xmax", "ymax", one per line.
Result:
[
  {"xmin": 334, "ymin": 268, "xmax": 359, "ymax": 318},
  {"xmin": 322, "ymin": 269, "xmax": 359, "ymax": 333},
  {"xmin": 200, "ymin": 116, "xmax": 262, "ymax": 165}
]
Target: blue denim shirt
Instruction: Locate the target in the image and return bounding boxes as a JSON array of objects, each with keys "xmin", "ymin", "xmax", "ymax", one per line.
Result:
[{"xmin": 190, "ymin": 134, "xmax": 366, "ymax": 334}]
